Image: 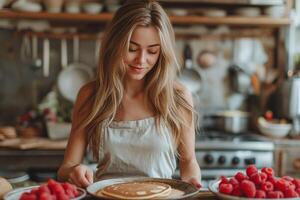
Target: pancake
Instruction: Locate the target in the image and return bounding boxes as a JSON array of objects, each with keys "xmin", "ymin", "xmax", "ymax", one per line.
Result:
[{"xmin": 99, "ymin": 181, "xmax": 171, "ymax": 199}]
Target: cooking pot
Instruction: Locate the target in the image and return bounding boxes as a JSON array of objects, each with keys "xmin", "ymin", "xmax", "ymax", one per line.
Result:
[
  {"xmin": 212, "ymin": 110, "xmax": 249, "ymax": 134},
  {"xmin": 274, "ymin": 75, "xmax": 300, "ymax": 136}
]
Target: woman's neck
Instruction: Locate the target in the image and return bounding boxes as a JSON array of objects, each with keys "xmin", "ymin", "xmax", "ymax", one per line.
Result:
[{"xmin": 124, "ymin": 78, "xmax": 145, "ymax": 97}]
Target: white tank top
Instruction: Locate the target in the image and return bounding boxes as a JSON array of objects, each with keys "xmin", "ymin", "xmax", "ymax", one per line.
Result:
[{"xmin": 95, "ymin": 117, "xmax": 177, "ymax": 180}]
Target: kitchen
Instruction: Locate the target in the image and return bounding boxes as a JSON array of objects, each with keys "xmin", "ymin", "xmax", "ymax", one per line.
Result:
[{"xmin": 1, "ymin": 0, "xmax": 300, "ymax": 199}]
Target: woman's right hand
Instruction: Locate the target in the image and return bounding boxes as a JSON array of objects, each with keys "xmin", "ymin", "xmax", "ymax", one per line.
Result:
[{"xmin": 68, "ymin": 164, "xmax": 93, "ymax": 188}]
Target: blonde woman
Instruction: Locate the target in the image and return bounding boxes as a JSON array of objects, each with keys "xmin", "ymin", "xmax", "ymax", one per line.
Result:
[{"xmin": 58, "ymin": 0, "xmax": 201, "ymax": 189}]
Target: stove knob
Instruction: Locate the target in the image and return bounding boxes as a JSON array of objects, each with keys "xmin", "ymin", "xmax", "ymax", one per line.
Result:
[
  {"xmin": 232, "ymin": 156, "xmax": 240, "ymax": 165},
  {"xmin": 245, "ymin": 157, "xmax": 256, "ymax": 165},
  {"xmin": 204, "ymin": 154, "xmax": 214, "ymax": 164},
  {"xmin": 218, "ymin": 156, "xmax": 226, "ymax": 165}
]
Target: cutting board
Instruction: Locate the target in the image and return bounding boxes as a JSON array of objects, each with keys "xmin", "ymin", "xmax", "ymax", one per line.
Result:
[{"xmin": 0, "ymin": 137, "xmax": 67, "ymax": 150}]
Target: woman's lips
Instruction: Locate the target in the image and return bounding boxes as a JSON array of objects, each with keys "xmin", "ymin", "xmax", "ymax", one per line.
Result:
[{"xmin": 129, "ymin": 65, "xmax": 146, "ymax": 73}]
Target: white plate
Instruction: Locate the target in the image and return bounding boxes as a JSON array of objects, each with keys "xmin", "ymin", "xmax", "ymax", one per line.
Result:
[
  {"xmin": 4, "ymin": 185, "xmax": 86, "ymax": 200},
  {"xmin": 87, "ymin": 177, "xmax": 199, "ymax": 199},
  {"xmin": 209, "ymin": 179, "xmax": 300, "ymax": 200}
]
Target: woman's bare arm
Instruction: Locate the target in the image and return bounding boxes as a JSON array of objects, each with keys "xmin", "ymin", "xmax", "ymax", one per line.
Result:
[
  {"xmin": 177, "ymin": 87, "xmax": 201, "ymax": 188},
  {"xmin": 57, "ymin": 82, "xmax": 95, "ymax": 187}
]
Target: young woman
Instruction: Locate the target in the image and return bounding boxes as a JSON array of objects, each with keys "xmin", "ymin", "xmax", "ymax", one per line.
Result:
[{"xmin": 58, "ymin": 0, "xmax": 201, "ymax": 189}]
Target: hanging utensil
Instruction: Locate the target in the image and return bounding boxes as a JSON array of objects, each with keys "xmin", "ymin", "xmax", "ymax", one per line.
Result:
[
  {"xmin": 42, "ymin": 38, "xmax": 50, "ymax": 77},
  {"xmin": 60, "ymin": 38, "xmax": 68, "ymax": 69},
  {"xmin": 57, "ymin": 35, "xmax": 94, "ymax": 102},
  {"xmin": 31, "ymin": 35, "xmax": 42, "ymax": 70},
  {"xmin": 177, "ymin": 43, "xmax": 202, "ymax": 94}
]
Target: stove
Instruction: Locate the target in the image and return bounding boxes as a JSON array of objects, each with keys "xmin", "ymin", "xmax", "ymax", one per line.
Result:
[{"xmin": 194, "ymin": 131, "xmax": 274, "ymax": 187}]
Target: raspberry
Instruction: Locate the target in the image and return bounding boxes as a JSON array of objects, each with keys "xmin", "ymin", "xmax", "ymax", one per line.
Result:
[
  {"xmin": 294, "ymin": 178, "xmax": 300, "ymax": 189},
  {"xmin": 261, "ymin": 167, "xmax": 274, "ymax": 177},
  {"xmin": 240, "ymin": 180, "xmax": 256, "ymax": 198},
  {"xmin": 287, "ymin": 181, "xmax": 296, "ymax": 190},
  {"xmin": 255, "ymin": 189, "xmax": 266, "ymax": 198},
  {"xmin": 250, "ymin": 173, "xmax": 262, "ymax": 185},
  {"xmin": 231, "ymin": 185, "xmax": 242, "ymax": 197},
  {"xmin": 284, "ymin": 188, "xmax": 299, "ymax": 198},
  {"xmin": 296, "ymin": 188, "xmax": 300, "ymax": 195},
  {"xmin": 234, "ymin": 172, "xmax": 247, "ymax": 182},
  {"xmin": 20, "ymin": 193, "xmax": 37, "ymax": 200},
  {"xmin": 261, "ymin": 181, "xmax": 274, "ymax": 192},
  {"xmin": 219, "ymin": 176, "xmax": 229, "ymax": 185},
  {"xmin": 219, "ymin": 183, "xmax": 233, "ymax": 195},
  {"xmin": 229, "ymin": 177, "xmax": 239, "ymax": 187},
  {"xmin": 268, "ymin": 191, "xmax": 284, "ymax": 198},
  {"xmin": 283, "ymin": 176, "xmax": 294, "ymax": 182},
  {"xmin": 260, "ymin": 172, "xmax": 268, "ymax": 183},
  {"xmin": 246, "ymin": 164, "xmax": 258, "ymax": 177},
  {"xmin": 268, "ymin": 176, "xmax": 278, "ymax": 185},
  {"xmin": 275, "ymin": 178, "xmax": 289, "ymax": 192}
]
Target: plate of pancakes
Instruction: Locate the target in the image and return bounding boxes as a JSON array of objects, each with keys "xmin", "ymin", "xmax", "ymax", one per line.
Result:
[{"xmin": 87, "ymin": 177, "xmax": 199, "ymax": 199}]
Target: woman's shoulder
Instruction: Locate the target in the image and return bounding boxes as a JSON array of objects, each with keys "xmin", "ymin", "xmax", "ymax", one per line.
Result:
[
  {"xmin": 74, "ymin": 81, "xmax": 97, "ymax": 110},
  {"xmin": 77, "ymin": 81, "xmax": 97, "ymax": 99},
  {"xmin": 174, "ymin": 82, "xmax": 193, "ymax": 105}
]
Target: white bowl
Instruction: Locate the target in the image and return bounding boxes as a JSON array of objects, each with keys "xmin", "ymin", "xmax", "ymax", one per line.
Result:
[
  {"xmin": 258, "ymin": 117, "xmax": 291, "ymax": 138},
  {"xmin": 235, "ymin": 7, "xmax": 261, "ymax": 17},
  {"xmin": 83, "ymin": 3, "xmax": 103, "ymax": 14}
]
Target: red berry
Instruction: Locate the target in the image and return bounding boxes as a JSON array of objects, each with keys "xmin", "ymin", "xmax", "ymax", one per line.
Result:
[
  {"xmin": 261, "ymin": 167, "xmax": 274, "ymax": 177},
  {"xmin": 293, "ymin": 178, "xmax": 300, "ymax": 189},
  {"xmin": 240, "ymin": 180, "xmax": 256, "ymax": 198},
  {"xmin": 268, "ymin": 176, "xmax": 278, "ymax": 185},
  {"xmin": 250, "ymin": 173, "xmax": 262, "ymax": 185},
  {"xmin": 229, "ymin": 177, "xmax": 239, "ymax": 187},
  {"xmin": 231, "ymin": 185, "xmax": 242, "ymax": 197},
  {"xmin": 246, "ymin": 165, "xmax": 258, "ymax": 177},
  {"xmin": 282, "ymin": 176, "xmax": 294, "ymax": 182},
  {"xmin": 20, "ymin": 193, "xmax": 37, "ymax": 200},
  {"xmin": 261, "ymin": 181, "xmax": 274, "ymax": 192},
  {"xmin": 275, "ymin": 178, "xmax": 289, "ymax": 192},
  {"xmin": 260, "ymin": 172, "xmax": 268, "ymax": 183},
  {"xmin": 296, "ymin": 188, "xmax": 300, "ymax": 195},
  {"xmin": 219, "ymin": 183, "xmax": 233, "ymax": 195},
  {"xmin": 219, "ymin": 176, "xmax": 229, "ymax": 185},
  {"xmin": 268, "ymin": 191, "xmax": 284, "ymax": 198},
  {"xmin": 234, "ymin": 172, "xmax": 247, "ymax": 182},
  {"xmin": 264, "ymin": 110, "xmax": 273, "ymax": 121},
  {"xmin": 285, "ymin": 188, "xmax": 299, "ymax": 198},
  {"xmin": 255, "ymin": 189, "xmax": 266, "ymax": 198}
]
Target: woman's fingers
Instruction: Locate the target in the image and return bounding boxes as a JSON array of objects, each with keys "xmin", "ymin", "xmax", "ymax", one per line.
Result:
[
  {"xmin": 187, "ymin": 177, "xmax": 202, "ymax": 189},
  {"xmin": 68, "ymin": 165, "xmax": 93, "ymax": 188},
  {"xmin": 85, "ymin": 168, "xmax": 94, "ymax": 184}
]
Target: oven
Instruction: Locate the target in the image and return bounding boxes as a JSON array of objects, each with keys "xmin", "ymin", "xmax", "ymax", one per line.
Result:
[{"xmin": 194, "ymin": 131, "xmax": 275, "ymax": 188}]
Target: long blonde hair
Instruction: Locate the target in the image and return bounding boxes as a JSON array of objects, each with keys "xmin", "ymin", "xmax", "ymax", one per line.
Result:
[{"xmin": 83, "ymin": 0, "xmax": 194, "ymax": 161}]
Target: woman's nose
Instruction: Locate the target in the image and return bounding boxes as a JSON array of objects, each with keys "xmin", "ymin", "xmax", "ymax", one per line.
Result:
[{"xmin": 136, "ymin": 51, "xmax": 147, "ymax": 65}]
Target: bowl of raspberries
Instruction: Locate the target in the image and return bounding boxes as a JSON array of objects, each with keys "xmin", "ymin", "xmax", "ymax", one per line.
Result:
[
  {"xmin": 4, "ymin": 179, "xmax": 86, "ymax": 200},
  {"xmin": 209, "ymin": 165, "xmax": 300, "ymax": 199}
]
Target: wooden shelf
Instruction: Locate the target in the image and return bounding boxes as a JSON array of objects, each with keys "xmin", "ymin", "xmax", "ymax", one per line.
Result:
[{"xmin": 0, "ymin": 9, "xmax": 291, "ymax": 27}]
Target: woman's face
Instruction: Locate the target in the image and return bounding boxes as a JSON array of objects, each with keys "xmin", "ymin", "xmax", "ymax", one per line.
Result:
[{"xmin": 123, "ymin": 25, "xmax": 161, "ymax": 81}]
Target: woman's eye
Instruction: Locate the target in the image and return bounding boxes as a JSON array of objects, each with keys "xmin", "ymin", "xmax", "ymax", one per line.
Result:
[
  {"xmin": 129, "ymin": 48, "xmax": 138, "ymax": 52},
  {"xmin": 148, "ymin": 50, "xmax": 158, "ymax": 54}
]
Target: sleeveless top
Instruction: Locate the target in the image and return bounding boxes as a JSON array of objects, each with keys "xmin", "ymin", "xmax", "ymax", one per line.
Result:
[{"xmin": 95, "ymin": 117, "xmax": 177, "ymax": 180}]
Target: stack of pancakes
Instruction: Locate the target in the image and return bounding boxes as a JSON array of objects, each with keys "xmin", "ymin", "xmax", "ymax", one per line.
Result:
[{"xmin": 97, "ymin": 181, "xmax": 172, "ymax": 199}]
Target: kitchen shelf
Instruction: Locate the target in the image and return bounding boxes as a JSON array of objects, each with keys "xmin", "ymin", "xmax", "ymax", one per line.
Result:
[{"xmin": 0, "ymin": 9, "xmax": 291, "ymax": 27}]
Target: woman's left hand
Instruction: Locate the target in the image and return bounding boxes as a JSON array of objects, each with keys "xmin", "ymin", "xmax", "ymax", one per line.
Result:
[{"xmin": 186, "ymin": 177, "xmax": 202, "ymax": 189}]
